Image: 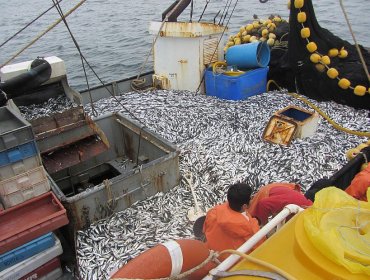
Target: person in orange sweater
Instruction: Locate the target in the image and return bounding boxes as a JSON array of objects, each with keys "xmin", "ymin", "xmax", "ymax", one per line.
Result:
[
  {"xmin": 203, "ymin": 183, "xmax": 261, "ymax": 260},
  {"xmin": 248, "ymin": 183, "xmax": 312, "ymax": 226},
  {"xmin": 345, "ymin": 164, "xmax": 370, "ymax": 201}
]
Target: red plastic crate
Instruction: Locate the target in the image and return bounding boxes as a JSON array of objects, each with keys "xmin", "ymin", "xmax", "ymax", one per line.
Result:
[{"xmin": 0, "ymin": 191, "xmax": 68, "ymax": 254}]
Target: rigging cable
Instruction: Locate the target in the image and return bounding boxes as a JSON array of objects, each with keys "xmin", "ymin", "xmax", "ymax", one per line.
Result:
[
  {"xmin": 52, "ymin": 0, "xmax": 146, "ymax": 125},
  {"xmin": 198, "ymin": 0, "xmax": 211, "ymax": 22},
  {"xmin": 190, "ymin": 0, "xmax": 194, "ymax": 22},
  {"xmin": 339, "ymin": 0, "xmax": 369, "ymax": 82},
  {"xmin": 218, "ymin": 0, "xmax": 231, "ymax": 25},
  {"xmin": 0, "ymin": 0, "xmax": 64, "ymax": 49},
  {"xmin": 195, "ymin": 0, "xmax": 239, "ymax": 93},
  {"xmin": 220, "ymin": 0, "xmax": 232, "ymax": 26},
  {"xmin": 0, "ymin": 0, "xmax": 85, "ymax": 68},
  {"xmin": 52, "ymin": 0, "xmax": 97, "ymax": 117},
  {"xmin": 131, "ymin": 16, "xmax": 168, "ymax": 91}
]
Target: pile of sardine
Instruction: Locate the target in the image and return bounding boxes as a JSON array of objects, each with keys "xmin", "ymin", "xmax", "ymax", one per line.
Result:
[
  {"xmin": 77, "ymin": 90, "xmax": 369, "ymax": 279},
  {"xmin": 18, "ymin": 95, "xmax": 78, "ymax": 120}
]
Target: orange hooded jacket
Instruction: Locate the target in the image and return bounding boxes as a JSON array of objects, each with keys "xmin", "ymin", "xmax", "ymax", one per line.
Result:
[
  {"xmin": 345, "ymin": 164, "xmax": 370, "ymax": 201},
  {"xmin": 203, "ymin": 202, "xmax": 261, "ymax": 260},
  {"xmin": 248, "ymin": 182, "xmax": 300, "ymax": 217}
]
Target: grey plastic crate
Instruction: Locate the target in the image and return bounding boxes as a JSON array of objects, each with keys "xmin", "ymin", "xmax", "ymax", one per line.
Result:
[
  {"xmin": 49, "ymin": 112, "xmax": 180, "ymax": 242},
  {"xmin": 0, "ymin": 107, "xmax": 34, "ymax": 153},
  {"xmin": 0, "ymin": 154, "xmax": 42, "ymax": 181}
]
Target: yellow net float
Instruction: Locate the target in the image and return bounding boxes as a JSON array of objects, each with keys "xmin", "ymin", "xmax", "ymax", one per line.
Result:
[
  {"xmin": 354, "ymin": 85, "xmax": 367, "ymax": 96},
  {"xmin": 297, "ymin": 12, "xmax": 307, "ymax": 23},
  {"xmin": 338, "ymin": 78, "xmax": 351, "ymax": 89}
]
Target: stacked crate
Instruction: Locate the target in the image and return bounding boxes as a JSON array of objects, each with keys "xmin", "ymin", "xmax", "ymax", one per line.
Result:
[
  {"xmin": 0, "ymin": 106, "xmax": 66, "ymax": 279},
  {"xmin": 0, "ymin": 106, "xmax": 49, "ymax": 208}
]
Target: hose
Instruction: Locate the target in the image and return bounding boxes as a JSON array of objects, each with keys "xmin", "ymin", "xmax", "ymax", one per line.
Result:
[
  {"xmin": 217, "ymin": 249, "xmax": 297, "ymax": 280},
  {"xmin": 266, "ymin": 80, "xmax": 370, "ymax": 138}
]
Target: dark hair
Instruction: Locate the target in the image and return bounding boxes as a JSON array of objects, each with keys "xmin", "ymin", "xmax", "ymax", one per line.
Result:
[{"xmin": 227, "ymin": 183, "xmax": 253, "ymax": 212}]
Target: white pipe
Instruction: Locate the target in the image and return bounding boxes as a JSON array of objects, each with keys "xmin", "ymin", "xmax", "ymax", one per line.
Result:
[{"xmin": 202, "ymin": 204, "xmax": 304, "ymax": 280}]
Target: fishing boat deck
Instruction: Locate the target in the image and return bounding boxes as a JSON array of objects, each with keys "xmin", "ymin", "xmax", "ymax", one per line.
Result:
[{"xmin": 76, "ymin": 88, "xmax": 369, "ymax": 279}]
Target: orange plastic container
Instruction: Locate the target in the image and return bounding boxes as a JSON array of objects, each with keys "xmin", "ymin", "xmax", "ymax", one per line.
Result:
[
  {"xmin": 221, "ymin": 211, "xmax": 368, "ymax": 280},
  {"xmin": 0, "ymin": 191, "xmax": 68, "ymax": 254}
]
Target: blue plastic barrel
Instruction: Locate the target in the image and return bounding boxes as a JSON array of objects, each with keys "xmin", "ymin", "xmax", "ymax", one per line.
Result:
[{"xmin": 226, "ymin": 42, "xmax": 270, "ymax": 69}]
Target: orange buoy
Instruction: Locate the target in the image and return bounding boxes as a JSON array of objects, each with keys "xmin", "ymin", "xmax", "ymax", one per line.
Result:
[{"xmin": 110, "ymin": 239, "xmax": 217, "ymax": 280}]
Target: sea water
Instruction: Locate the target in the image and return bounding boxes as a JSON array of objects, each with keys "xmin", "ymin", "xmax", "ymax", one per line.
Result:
[{"xmin": 0, "ymin": 0, "xmax": 369, "ymax": 90}]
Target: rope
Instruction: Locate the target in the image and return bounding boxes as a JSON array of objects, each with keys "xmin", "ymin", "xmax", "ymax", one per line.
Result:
[
  {"xmin": 195, "ymin": 0, "xmax": 239, "ymax": 93},
  {"xmin": 266, "ymin": 80, "xmax": 370, "ymax": 138},
  {"xmin": 339, "ymin": 0, "xmax": 370, "ymax": 82},
  {"xmin": 0, "ymin": 0, "xmax": 64, "ymax": 49},
  {"xmin": 111, "ymin": 250, "xmax": 219, "ymax": 280},
  {"xmin": 217, "ymin": 249, "xmax": 297, "ymax": 280},
  {"xmin": 213, "ymin": 269, "xmax": 286, "ymax": 280},
  {"xmin": 52, "ymin": 0, "xmax": 98, "ymax": 117},
  {"xmin": 0, "ymin": 0, "xmax": 86, "ymax": 68},
  {"xmin": 132, "ymin": 16, "xmax": 168, "ymax": 91}
]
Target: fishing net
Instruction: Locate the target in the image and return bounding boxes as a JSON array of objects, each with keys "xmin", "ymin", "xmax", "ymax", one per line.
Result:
[
  {"xmin": 269, "ymin": 0, "xmax": 370, "ymax": 109},
  {"xmin": 303, "ymin": 187, "xmax": 370, "ymax": 275}
]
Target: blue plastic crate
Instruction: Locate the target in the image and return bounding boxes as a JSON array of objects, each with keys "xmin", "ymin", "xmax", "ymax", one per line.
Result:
[
  {"xmin": 205, "ymin": 67, "xmax": 268, "ymax": 100},
  {"xmin": 0, "ymin": 233, "xmax": 55, "ymax": 272},
  {"xmin": 0, "ymin": 140, "xmax": 38, "ymax": 167}
]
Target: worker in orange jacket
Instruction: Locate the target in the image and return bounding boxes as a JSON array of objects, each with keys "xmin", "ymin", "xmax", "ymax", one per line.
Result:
[
  {"xmin": 203, "ymin": 183, "xmax": 262, "ymax": 260},
  {"xmin": 248, "ymin": 182, "xmax": 312, "ymax": 226},
  {"xmin": 345, "ymin": 164, "xmax": 370, "ymax": 201}
]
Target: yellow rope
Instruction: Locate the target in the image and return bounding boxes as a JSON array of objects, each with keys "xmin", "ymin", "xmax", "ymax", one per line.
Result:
[
  {"xmin": 266, "ymin": 80, "xmax": 370, "ymax": 138},
  {"xmin": 0, "ymin": 0, "xmax": 86, "ymax": 68},
  {"xmin": 218, "ymin": 249, "xmax": 297, "ymax": 280}
]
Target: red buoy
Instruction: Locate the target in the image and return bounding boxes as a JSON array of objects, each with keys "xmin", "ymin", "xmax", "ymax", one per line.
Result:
[{"xmin": 110, "ymin": 239, "xmax": 216, "ymax": 279}]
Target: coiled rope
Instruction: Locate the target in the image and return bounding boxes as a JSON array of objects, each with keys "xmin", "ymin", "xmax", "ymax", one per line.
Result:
[{"xmin": 266, "ymin": 80, "xmax": 370, "ymax": 138}]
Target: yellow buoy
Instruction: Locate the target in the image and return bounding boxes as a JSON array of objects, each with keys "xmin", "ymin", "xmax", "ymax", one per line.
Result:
[
  {"xmin": 253, "ymin": 21, "xmax": 260, "ymax": 28},
  {"xmin": 321, "ymin": 55, "xmax": 331, "ymax": 65},
  {"xmin": 327, "ymin": 68, "xmax": 339, "ymax": 79},
  {"xmin": 261, "ymin": 29, "xmax": 269, "ymax": 37},
  {"xmin": 226, "ymin": 41, "xmax": 234, "ymax": 47},
  {"xmin": 267, "ymin": 38, "xmax": 275, "ymax": 46},
  {"xmin": 268, "ymin": 33, "xmax": 276, "ymax": 39},
  {"xmin": 354, "ymin": 85, "xmax": 367, "ymax": 96},
  {"xmin": 315, "ymin": 64, "xmax": 326, "ymax": 72},
  {"xmin": 234, "ymin": 37, "xmax": 241, "ymax": 45},
  {"xmin": 287, "ymin": 0, "xmax": 291, "ymax": 9},
  {"xmin": 240, "ymin": 26, "xmax": 246, "ymax": 33},
  {"xmin": 242, "ymin": 35, "xmax": 251, "ymax": 43},
  {"xmin": 301, "ymin": 27, "xmax": 310, "ymax": 38},
  {"xmin": 246, "ymin": 24, "xmax": 253, "ymax": 32},
  {"xmin": 306, "ymin": 42, "xmax": 318, "ymax": 53},
  {"xmin": 294, "ymin": 0, "xmax": 304, "ymax": 9},
  {"xmin": 310, "ymin": 53, "xmax": 321, "ymax": 63},
  {"xmin": 297, "ymin": 12, "xmax": 307, "ymax": 23},
  {"xmin": 338, "ymin": 78, "xmax": 351, "ymax": 89},
  {"xmin": 328, "ymin": 48, "xmax": 339, "ymax": 57},
  {"xmin": 338, "ymin": 48, "xmax": 348, "ymax": 58}
]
